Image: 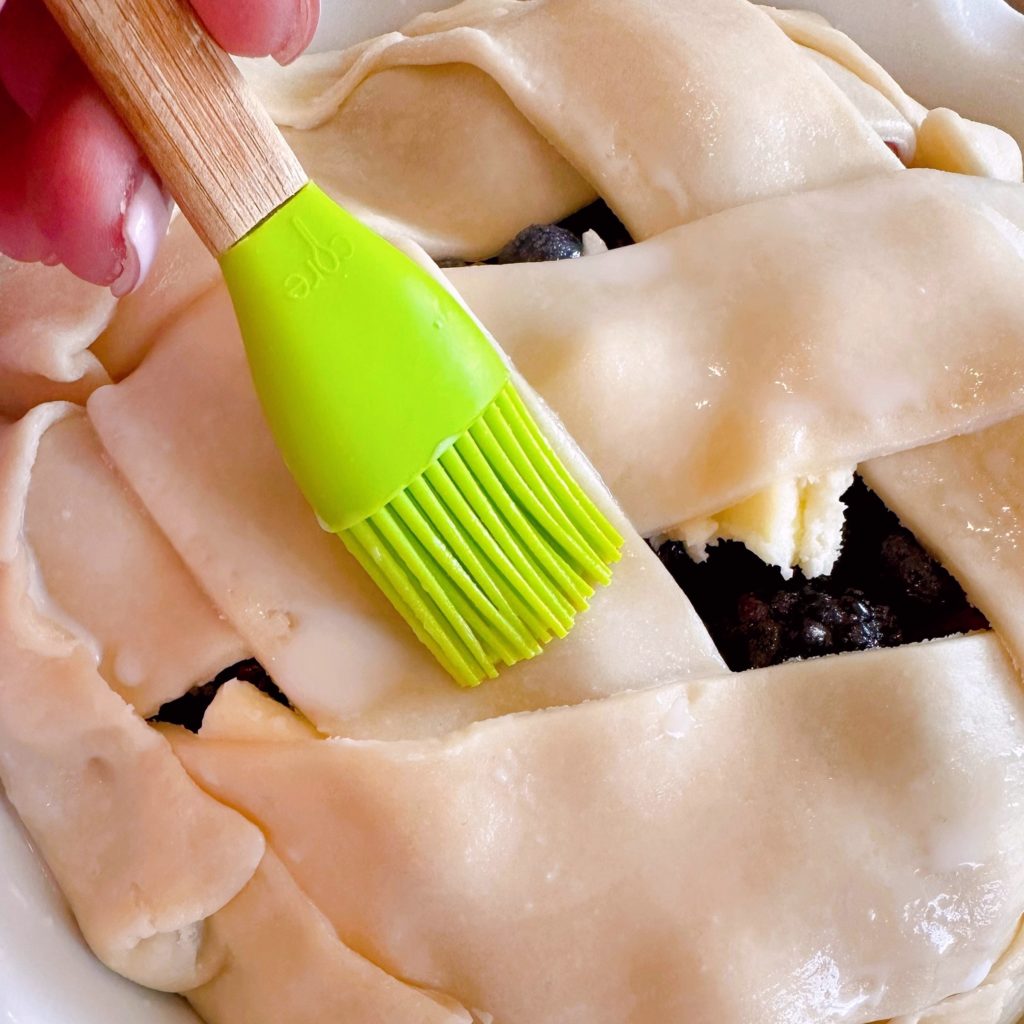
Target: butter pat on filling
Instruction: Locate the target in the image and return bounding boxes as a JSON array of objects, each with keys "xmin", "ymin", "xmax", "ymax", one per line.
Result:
[{"xmin": 665, "ymin": 467, "xmax": 855, "ymax": 579}]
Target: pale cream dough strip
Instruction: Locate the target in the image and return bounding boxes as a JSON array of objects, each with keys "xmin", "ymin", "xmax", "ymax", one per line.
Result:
[
  {"xmin": 798, "ymin": 48, "xmax": 918, "ymax": 162},
  {"xmin": 888, "ymin": 921, "xmax": 1024, "ymax": 1024},
  {"xmin": 274, "ymin": 59, "xmax": 597, "ymax": 264},
  {"xmin": 764, "ymin": 6, "xmax": 927, "ymax": 126},
  {"xmin": 862, "ymin": 416, "xmax": 1024, "ymax": 675},
  {"xmin": 179, "ymin": 692, "xmax": 469, "ymax": 1022},
  {"xmin": 0, "ymin": 399, "xmax": 249, "ymax": 715},
  {"xmin": 24, "ymin": 409, "xmax": 249, "ymax": 715},
  {"xmin": 166, "ymin": 632, "xmax": 1024, "ymax": 1024},
  {"xmin": 0, "ymin": 409, "xmax": 265, "ymax": 993},
  {"xmin": 87, "ymin": 285, "xmax": 724, "ymax": 739},
  {"xmin": 241, "ymin": 0, "xmax": 896, "ymax": 259},
  {"xmin": 183, "ymin": 850, "xmax": 472, "ymax": 1024},
  {"xmin": 0, "ymin": 637, "xmax": 263, "ymax": 992},
  {"xmin": 448, "ymin": 170, "xmax": 1024, "ymax": 537}
]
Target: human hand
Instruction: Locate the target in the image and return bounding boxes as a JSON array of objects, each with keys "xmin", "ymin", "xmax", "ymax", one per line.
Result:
[{"xmin": 0, "ymin": 0, "xmax": 318, "ymax": 294}]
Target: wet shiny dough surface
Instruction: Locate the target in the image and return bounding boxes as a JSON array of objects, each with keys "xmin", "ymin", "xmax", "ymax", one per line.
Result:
[{"xmin": 3, "ymin": 1, "xmax": 1024, "ymax": 1022}]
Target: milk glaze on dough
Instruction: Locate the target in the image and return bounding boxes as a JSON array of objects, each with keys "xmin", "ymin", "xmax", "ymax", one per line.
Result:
[{"xmin": 3, "ymin": 1, "xmax": 1024, "ymax": 1022}]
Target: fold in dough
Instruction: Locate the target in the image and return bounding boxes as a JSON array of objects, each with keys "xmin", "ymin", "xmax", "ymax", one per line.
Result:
[
  {"xmin": 242, "ymin": 0, "xmax": 896, "ymax": 258},
  {"xmin": 800, "ymin": 49, "xmax": 917, "ymax": 162},
  {"xmin": 87, "ymin": 286, "xmax": 723, "ymax": 739},
  {"xmin": 91, "ymin": 214, "xmax": 221, "ymax": 383},
  {"xmin": 449, "ymin": 170, "xmax": 1024, "ymax": 536},
  {"xmin": 890, "ymin": 922, "xmax": 1024, "ymax": 1024},
  {"xmin": 168, "ymin": 633, "xmax": 1024, "ymax": 1024},
  {"xmin": 0, "ymin": 257, "xmax": 112, "ymax": 418},
  {"xmin": 863, "ymin": 415, "xmax": 1024, "ymax": 675},
  {"xmin": 913, "ymin": 108, "xmax": 1024, "ymax": 183},
  {"xmin": 0, "ymin": 257, "xmax": 115, "ymax": 384},
  {"xmin": 763, "ymin": 6, "xmax": 926, "ymax": 127},
  {"xmin": 25, "ymin": 409, "xmax": 249, "ymax": 715},
  {"xmin": 0, "ymin": 409, "xmax": 265, "ymax": 992},
  {"xmin": 767, "ymin": 8, "xmax": 1023, "ymax": 182},
  {"xmin": 184, "ymin": 850, "xmax": 471, "ymax": 1024}
]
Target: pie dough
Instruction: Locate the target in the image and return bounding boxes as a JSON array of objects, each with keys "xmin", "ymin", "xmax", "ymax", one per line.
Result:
[
  {"xmin": 168, "ymin": 634, "xmax": 1024, "ymax": 1024},
  {"xmin": 2, "ymin": 1, "xmax": 1024, "ymax": 1022}
]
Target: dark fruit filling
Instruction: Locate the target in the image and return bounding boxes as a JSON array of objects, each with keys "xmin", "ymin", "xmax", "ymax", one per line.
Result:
[
  {"xmin": 654, "ymin": 476, "xmax": 988, "ymax": 671},
  {"xmin": 496, "ymin": 223, "xmax": 583, "ymax": 264},
  {"xmin": 438, "ymin": 200, "xmax": 635, "ymax": 269},
  {"xmin": 152, "ymin": 659, "xmax": 290, "ymax": 733},
  {"xmin": 556, "ymin": 199, "xmax": 634, "ymax": 251}
]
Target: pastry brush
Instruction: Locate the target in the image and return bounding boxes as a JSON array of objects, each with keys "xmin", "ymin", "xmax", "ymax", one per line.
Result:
[{"xmin": 43, "ymin": 0, "xmax": 622, "ymax": 686}]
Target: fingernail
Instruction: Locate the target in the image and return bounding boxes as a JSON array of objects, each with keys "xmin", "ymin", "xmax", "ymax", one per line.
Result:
[
  {"xmin": 111, "ymin": 171, "xmax": 171, "ymax": 298},
  {"xmin": 273, "ymin": 0, "xmax": 319, "ymax": 65}
]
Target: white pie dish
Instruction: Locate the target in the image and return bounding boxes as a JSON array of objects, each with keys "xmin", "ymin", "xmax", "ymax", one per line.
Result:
[{"xmin": 2, "ymin": 2, "xmax": 1024, "ymax": 1023}]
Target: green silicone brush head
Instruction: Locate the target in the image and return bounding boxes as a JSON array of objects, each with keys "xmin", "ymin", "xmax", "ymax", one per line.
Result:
[{"xmin": 220, "ymin": 184, "xmax": 623, "ymax": 685}]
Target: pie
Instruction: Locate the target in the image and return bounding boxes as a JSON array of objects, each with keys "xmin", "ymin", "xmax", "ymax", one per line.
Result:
[{"xmin": 3, "ymin": 1, "xmax": 1024, "ymax": 1022}]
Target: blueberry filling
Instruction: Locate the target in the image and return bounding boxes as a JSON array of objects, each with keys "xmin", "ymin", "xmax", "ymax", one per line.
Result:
[
  {"xmin": 439, "ymin": 200, "xmax": 634, "ymax": 269},
  {"xmin": 152, "ymin": 659, "xmax": 290, "ymax": 733},
  {"xmin": 496, "ymin": 223, "xmax": 583, "ymax": 264},
  {"xmin": 654, "ymin": 476, "xmax": 987, "ymax": 671}
]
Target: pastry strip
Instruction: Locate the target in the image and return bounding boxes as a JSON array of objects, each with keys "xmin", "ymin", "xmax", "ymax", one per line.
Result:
[
  {"xmin": 449, "ymin": 171, "xmax": 1024, "ymax": 535},
  {"xmin": 0, "ymin": 410, "xmax": 265, "ymax": 991},
  {"xmin": 864, "ymin": 415, "xmax": 1024, "ymax": 674},
  {"xmin": 169, "ymin": 633, "xmax": 1024, "ymax": 1024},
  {"xmin": 242, "ymin": 0, "xmax": 896, "ymax": 256},
  {"xmin": 25, "ymin": 409, "xmax": 249, "ymax": 714},
  {"xmin": 185, "ymin": 850, "xmax": 471, "ymax": 1024}
]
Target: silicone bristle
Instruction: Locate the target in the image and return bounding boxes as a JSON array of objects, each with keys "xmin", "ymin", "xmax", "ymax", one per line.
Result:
[{"xmin": 339, "ymin": 382, "xmax": 624, "ymax": 687}]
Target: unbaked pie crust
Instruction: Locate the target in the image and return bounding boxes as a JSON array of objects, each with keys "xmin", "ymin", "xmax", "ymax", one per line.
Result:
[{"xmin": 3, "ymin": 2, "xmax": 1024, "ymax": 1022}]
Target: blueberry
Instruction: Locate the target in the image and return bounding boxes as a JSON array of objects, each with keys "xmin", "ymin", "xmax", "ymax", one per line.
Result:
[
  {"xmin": 725, "ymin": 582, "xmax": 905, "ymax": 669},
  {"xmin": 733, "ymin": 595, "xmax": 781, "ymax": 668},
  {"xmin": 803, "ymin": 590, "xmax": 844, "ymax": 628},
  {"xmin": 796, "ymin": 618, "xmax": 830, "ymax": 655},
  {"xmin": 880, "ymin": 533, "xmax": 953, "ymax": 605},
  {"xmin": 769, "ymin": 591, "xmax": 799, "ymax": 617},
  {"xmin": 745, "ymin": 621, "xmax": 782, "ymax": 668},
  {"xmin": 496, "ymin": 224, "xmax": 583, "ymax": 264},
  {"xmin": 738, "ymin": 593, "xmax": 771, "ymax": 623},
  {"xmin": 836, "ymin": 591, "xmax": 901, "ymax": 650},
  {"xmin": 842, "ymin": 617, "xmax": 880, "ymax": 650}
]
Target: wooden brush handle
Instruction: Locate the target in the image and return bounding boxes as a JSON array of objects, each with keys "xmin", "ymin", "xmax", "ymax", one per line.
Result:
[{"xmin": 42, "ymin": 0, "xmax": 308, "ymax": 255}]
